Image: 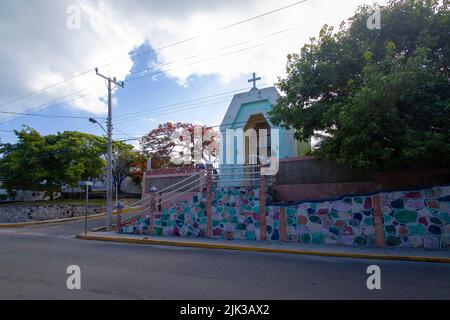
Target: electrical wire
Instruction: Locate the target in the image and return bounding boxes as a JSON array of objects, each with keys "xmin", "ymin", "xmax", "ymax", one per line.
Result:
[{"xmin": 0, "ymin": 0, "xmax": 309, "ymax": 109}]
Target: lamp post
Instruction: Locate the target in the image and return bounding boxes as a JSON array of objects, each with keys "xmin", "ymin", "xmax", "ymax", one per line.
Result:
[
  {"xmin": 89, "ymin": 118, "xmax": 107, "ymax": 134},
  {"xmin": 89, "ymin": 117, "xmax": 112, "ymax": 231}
]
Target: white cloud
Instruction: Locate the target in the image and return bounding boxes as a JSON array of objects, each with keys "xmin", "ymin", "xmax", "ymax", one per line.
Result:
[
  {"xmin": 142, "ymin": 117, "xmax": 156, "ymax": 123},
  {"xmin": 0, "ymin": 0, "xmax": 385, "ymax": 120}
]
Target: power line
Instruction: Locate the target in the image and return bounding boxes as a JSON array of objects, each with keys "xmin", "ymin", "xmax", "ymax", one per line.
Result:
[
  {"xmin": 0, "ymin": 110, "xmax": 99, "ymax": 119},
  {"xmin": 101, "ymin": 79, "xmax": 271, "ymax": 138},
  {"xmin": 112, "ymin": 88, "xmax": 276, "ymax": 142},
  {"xmin": 103, "ymin": 0, "xmax": 309, "ymax": 68},
  {"xmin": 126, "ymin": 28, "xmax": 294, "ymax": 77},
  {"xmin": 2, "ymin": 13, "xmax": 325, "ymax": 126},
  {"xmin": 114, "ymin": 97, "xmax": 232, "ymax": 129},
  {"xmin": 0, "ymin": 24, "xmax": 309, "ymax": 125},
  {"xmin": 0, "ymin": 70, "xmax": 95, "ymax": 110},
  {"xmin": 1, "ymin": 28, "xmax": 285, "ymax": 124},
  {"xmin": 83, "ymin": 87, "xmax": 256, "ymax": 136},
  {"xmin": 0, "ymin": 86, "xmax": 104, "ymax": 125},
  {"xmin": 112, "ymin": 87, "xmax": 252, "ymax": 122},
  {"xmin": 109, "ymin": 79, "xmax": 271, "ymax": 128},
  {"xmin": 0, "ymin": 0, "xmax": 309, "ymax": 109},
  {"xmin": 1, "ymin": 13, "xmax": 325, "ymax": 136},
  {"xmin": 124, "ymin": 31, "xmax": 306, "ymax": 84},
  {"xmin": 114, "ymin": 118, "xmax": 278, "ymax": 143}
]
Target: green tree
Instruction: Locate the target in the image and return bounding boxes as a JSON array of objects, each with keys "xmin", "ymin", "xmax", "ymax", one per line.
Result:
[
  {"xmin": 0, "ymin": 127, "xmax": 47, "ymax": 193},
  {"xmin": 0, "ymin": 127, "xmax": 106, "ymax": 197},
  {"xmin": 46, "ymin": 130, "xmax": 106, "ymax": 190},
  {"xmin": 269, "ymin": 0, "xmax": 449, "ymax": 171},
  {"xmin": 111, "ymin": 141, "xmax": 141, "ymax": 193}
]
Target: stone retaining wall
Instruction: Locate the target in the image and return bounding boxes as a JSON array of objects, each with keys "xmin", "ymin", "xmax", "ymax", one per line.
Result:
[
  {"xmin": 120, "ymin": 185, "xmax": 450, "ymax": 250},
  {"xmin": 282, "ymin": 195, "xmax": 376, "ymax": 246},
  {"xmin": 380, "ymin": 188, "xmax": 450, "ymax": 249},
  {"xmin": 0, "ymin": 205, "xmax": 105, "ymax": 223}
]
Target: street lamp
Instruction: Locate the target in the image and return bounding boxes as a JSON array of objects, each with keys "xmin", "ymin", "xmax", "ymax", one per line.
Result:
[
  {"xmin": 89, "ymin": 118, "xmax": 107, "ymax": 134},
  {"xmin": 89, "ymin": 117, "xmax": 112, "ymax": 231}
]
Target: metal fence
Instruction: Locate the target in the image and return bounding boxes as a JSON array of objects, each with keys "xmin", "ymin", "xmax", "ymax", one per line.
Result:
[
  {"xmin": 275, "ymin": 158, "xmax": 374, "ymax": 185},
  {"xmin": 145, "ymin": 174, "xmax": 204, "ymax": 193}
]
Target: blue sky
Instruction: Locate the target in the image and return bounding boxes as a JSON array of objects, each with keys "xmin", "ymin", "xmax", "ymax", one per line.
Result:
[
  {"xmin": 0, "ymin": 43, "xmax": 259, "ymax": 145},
  {"xmin": 0, "ymin": 0, "xmax": 382, "ymax": 148}
]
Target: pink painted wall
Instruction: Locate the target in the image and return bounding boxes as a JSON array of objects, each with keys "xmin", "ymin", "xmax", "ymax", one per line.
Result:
[
  {"xmin": 275, "ymin": 182, "xmax": 382, "ymax": 202},
  {"xmin": 142, "ymin": 171, "xmax": 206, "ymax": 210}
]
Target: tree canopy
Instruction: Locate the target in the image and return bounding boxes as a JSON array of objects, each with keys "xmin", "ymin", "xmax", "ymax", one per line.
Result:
[
  {"xmin": 0, "ymin": 127, "xmax": 139, "ymax": 196},
  {"xmin": 269, "ymin": 0, "xmax": 449, "ymax": 171},
  {"xmin": 140, "ymin": 122, "xmax": 217, "ymax": 168},
  {"xmin": 111, "ymin": 140, "xmax": 142, "ymax": 193}
]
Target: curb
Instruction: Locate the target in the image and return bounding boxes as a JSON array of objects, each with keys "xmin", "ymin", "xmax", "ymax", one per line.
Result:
[
  {"xmin": 76, "ymin": 234, "xmax": 450, "ymax": 264},
  {"xmin": 0, "ymin": 208, "xmax": 135, "ymax": 228}
]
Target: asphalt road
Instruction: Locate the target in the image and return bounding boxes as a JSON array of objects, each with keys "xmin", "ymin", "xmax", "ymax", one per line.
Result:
[{"xmin": 0, "ymin": 217, "xmax": 449, "ymax": 300}]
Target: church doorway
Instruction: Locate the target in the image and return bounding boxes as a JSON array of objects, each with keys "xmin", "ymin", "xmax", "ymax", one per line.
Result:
[{"xmin": 243, "ymin": 114, "xmax": 271, "ymax": 185}]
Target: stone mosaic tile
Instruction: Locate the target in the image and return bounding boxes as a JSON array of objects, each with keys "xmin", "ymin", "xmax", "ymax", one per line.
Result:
[
  {"xmin": 284, "ymin": 195, "xmax": 376, "ymax": 247},
  {"xmin": 382, "ymin": 186, "xmax": 450, "ymax": 249},
  {"xmin": 120, "ymin": 184, "xmax": 450, "ymax": 250}
]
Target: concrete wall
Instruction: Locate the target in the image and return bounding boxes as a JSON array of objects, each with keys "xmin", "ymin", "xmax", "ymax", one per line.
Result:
[
  {"xmin": 274, "ymin": 158, "xmax": 450, "ymax": 202},
  {"xmin": 275, "ymin": 182, "xmax": 381, "ymax": 202},
  {"xmin": 374, "ymin": 168, "xmax": 450, "ymax": 190}
]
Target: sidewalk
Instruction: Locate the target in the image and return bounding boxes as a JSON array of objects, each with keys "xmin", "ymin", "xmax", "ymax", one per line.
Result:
[{"xmin": 77, "ymin": 231, "xmax": 450, "ymax": 263}]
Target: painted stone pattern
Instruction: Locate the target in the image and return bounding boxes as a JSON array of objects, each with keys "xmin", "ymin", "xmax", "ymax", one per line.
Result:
[
  {"xmin": 121, "ymin": 187, "xmax": 264, "ymax": 240},
  {"xmin": 381, "ymin": 186, "xmax": 450, "ymax": 249},
  {"xmin": 284, "ymin": 195, "xmax": 376, "ymax": 247},
  {"xmin": 120, "ymin": 193, "xmax": 208, "ymax": 237},
  {"xmin": 121, "ymin": 185, "xmax": 450, "ymax": 250},
  {"xmin": 211, "ymin": 187, "xmax": 261, "ymax": 241}
]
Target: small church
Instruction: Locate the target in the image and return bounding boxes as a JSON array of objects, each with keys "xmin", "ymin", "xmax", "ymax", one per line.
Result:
[{"xmin": 218, "ymin": 73, "xmax": 310, "ymax": 168}]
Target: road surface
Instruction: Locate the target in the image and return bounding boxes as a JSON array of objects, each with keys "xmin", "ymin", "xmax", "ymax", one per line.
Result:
[{"xmin": 0, "ymin": 217, "xmax": 449, "ymax": 299}]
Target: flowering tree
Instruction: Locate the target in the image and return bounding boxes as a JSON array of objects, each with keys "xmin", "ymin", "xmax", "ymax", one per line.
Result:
[{"xmin": 140, "ymin": 122, "xmax": 218, "ymax": 168}]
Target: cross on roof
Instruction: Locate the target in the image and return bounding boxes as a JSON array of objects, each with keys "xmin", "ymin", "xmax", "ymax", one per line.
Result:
[{"xmin": 248, "ymin": 72, "xmax": 261, "ymax": 89}]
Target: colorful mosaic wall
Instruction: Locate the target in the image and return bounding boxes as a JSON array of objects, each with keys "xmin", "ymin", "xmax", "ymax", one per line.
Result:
[
  {"xmin": 120, "ymin": 214, "xmax": 150, "ymax": 235},
  {"xmin": 210, "ymin": 187, "xmax": 280, "ymax": 241},
  {"xmin": 120, "ymin": 185, "xmax": 450, "ymax": 250},
  {"xmin": 283, "ymin": 195, "xmax": 376, "ymax": 246},
  {"xmin": 381, "ymin": 186, "xmax": 450, "ymax": 249},
  {"xmin": 211, "ymin": 187, "xmax": 261, "ymax": 240},
  {"xmin": 120, "ymin": 194, "xmax": 208, "ymax": 237}
]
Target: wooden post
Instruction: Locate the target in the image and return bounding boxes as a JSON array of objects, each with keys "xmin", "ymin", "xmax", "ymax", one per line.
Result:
[
  {"xmin": 280, "ymin": 207, "xmax": 287, "ymax": 241},
  {"xmin": 372, "ymin": 194, "xmax": 385, "ymax": 247},
  {"xmin": 259, "ymin": 170, "xmax": 267, "ymax": 240},
  {"xmin": 206, "ymin": 164, "xmax": 213, "ymax": 238}
]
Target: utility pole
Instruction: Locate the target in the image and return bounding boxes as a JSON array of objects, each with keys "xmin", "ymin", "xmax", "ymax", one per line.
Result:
[{"xmin": 95, "ymin": 67, "xmax": 124, "ymax": 232}]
